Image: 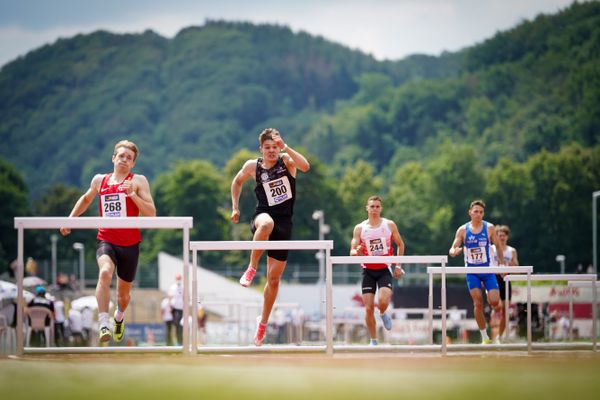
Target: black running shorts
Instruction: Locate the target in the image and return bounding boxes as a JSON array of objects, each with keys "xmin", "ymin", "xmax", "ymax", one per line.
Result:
[
  {"xmin": 250, "ymin": 214, "xmax": 293, "ymax": 261},
  {"xmin": 361, "ymin": 267, "xmax": 393, "ymax": 294},
  {"xmin": 96, "ymin": 240, "xmax": 140, "ymax": 283}
]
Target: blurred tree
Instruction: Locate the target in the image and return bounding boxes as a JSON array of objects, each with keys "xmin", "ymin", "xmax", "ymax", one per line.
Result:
[{"xmin": 0, "ymin": 159, "xmax": 30, "ymax": 276}]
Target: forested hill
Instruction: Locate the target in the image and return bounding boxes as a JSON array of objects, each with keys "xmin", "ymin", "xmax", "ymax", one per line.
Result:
[
  {"xmin": 0, "ymin": 20, "xmax": 460, "ymax": 199},
  {"xmin": 303, "ymin": 1, "xmax": 600, "ymax": 177}
]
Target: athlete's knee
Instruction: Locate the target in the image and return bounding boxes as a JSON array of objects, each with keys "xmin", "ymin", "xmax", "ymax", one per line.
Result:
[
  {"xmin": 97, "ymin": 268, "xmax": 113, "ymax": 285},
  {"xmin": 256, "ymin": 219, "xmax": 274, "ymax": 232},
  {"xmin": 267, "ymin": 275, "xmax": 281, "ymax": 289}
]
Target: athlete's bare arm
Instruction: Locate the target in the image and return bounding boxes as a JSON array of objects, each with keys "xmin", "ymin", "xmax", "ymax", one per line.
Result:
[
  {"xmin": 511, "ymin": 248, "xmax": 520, "ymax": 266},
  {"xmin": 274, "ymin": 132, "xmax": 310, "ymax": 175},
  {"xmin": 488, "ymin": 223, "xmax": 504, "ymax": 265},
  {"xmin": 449, "ymin": 225, "xmax": 465, "ymax": 257},
  {"xmin": 349, "ymin": 224, "xmax": 363, "ymax": 256},
  {"xmin": 59, "ymin": 174, "xmax": 103, "ymax": 236},
  {"xmin": 230, "ymin": 160, "xmax": 257, "ymax": 224},
  {"xmin": 389, "ymin": 220, "xmax": 405, "ymax": 278}
]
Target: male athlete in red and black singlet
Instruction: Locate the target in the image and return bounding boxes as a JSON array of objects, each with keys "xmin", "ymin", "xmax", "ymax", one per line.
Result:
[
  {"xmin": 230, "ymin": 128, "xmax": 310, "ymax": 346},
  {"xmin": 60, "ymin": 140, "xmax": 156, "ymax": 343}
]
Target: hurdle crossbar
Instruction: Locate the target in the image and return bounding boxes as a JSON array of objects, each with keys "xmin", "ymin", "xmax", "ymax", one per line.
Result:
[
  {"xmin": 331, "ymin": 255, "xmax": 447, "ymax": 355},
  {"xmin": 190, "ymin": 240, "xmax": 334, "ymax": 355},
  {"xmin": 428, "ymin": 265, "xmax": 533, "ymax": 354},
  {"xmin": 567, "ymin": 281, "xmax": 600, "ymax": 341},
  {"xmin": 503, "ymin": 273, "xmax": 596, "ymax": 352},
  {"xmin": 14, "ymin": 216, "xmax": 193, "ymax": 356}
]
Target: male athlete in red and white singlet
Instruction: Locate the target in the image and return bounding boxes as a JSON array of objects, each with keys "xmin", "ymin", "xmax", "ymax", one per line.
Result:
[
  {"xmin": 350, "ymin": 195, "xmax": 405, "ymax": 345},
  {"xmin": 60, "ymin": 140, "xmax": 155, "ymax": 343}
]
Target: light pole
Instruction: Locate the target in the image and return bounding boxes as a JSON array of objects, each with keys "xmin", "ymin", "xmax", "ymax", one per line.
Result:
[
  {"xmin": 73, "ymin": 242, "xmax": 85, "ymax": 290},
  {"xmin": 50, "ymin": 234, "xmax": 58, "ymax": 286},
  {"xmin": 312, "ymin": 210, "xmax": 330, "ymax": 283},
  {"xmin": 593, "ymin": 191, "xmax": 600, "ymax": 276},
  {"xmin": 556, "ymin": 254, "xmax": 566, "ymax": 275}
]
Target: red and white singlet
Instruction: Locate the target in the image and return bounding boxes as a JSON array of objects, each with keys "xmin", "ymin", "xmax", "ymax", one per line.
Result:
[
  {"xmin": 359, "ymin": 218, "xmax": 394, "ymax": 270},
  {"xmin": 97, "ymin": 172, "xmax": 142, "ymax": 246}
]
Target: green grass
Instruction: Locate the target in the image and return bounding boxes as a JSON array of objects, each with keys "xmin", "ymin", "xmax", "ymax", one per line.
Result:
[{"xmin": 1, "ymin": 352, "xmax": 600, "ymax": 400}]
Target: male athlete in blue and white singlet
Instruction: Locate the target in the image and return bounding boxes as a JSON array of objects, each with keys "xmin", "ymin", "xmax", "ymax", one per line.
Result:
[{"xmin": 449, "ymin": 199, "xmax": 504, "ymax": 344}]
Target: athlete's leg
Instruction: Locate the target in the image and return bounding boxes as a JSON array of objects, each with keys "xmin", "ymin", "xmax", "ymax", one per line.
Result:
[
  {"xmin": 250, "ymin": 213, "xmax": 274, "ymax": 268},
  {"xmin": 259, "ymin": 257, "xmax": 286, "ymax": 324},
  {"xmin": 377, "ymin": 287, "xmax": 393, "ymax": 314},
  {"xmin": 469, "ymin": 288, "xmax": 486, "ymax": 330},
  {"xmin": 363, "ymin": 292, "xmax": 377, "ymax": 340},
  {"xmin": 115, "ymin": 277, "xmax": 133, "ymax": 316},
  {"xmin": 241, "ymin": 214, "xmax": 274, "ymax": 287},
  {"xmin": 96, "ymin": 255, "xmax": 115, "ymax": 314}
]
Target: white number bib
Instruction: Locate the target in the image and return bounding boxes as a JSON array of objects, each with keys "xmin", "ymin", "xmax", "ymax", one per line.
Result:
[
  {"xmin": 366, "ymin": 237, "xmax": 388, "ymax": 256},
  {"xmin": 262, "ymin": 176, "xmax": 293, "ymax": 206},
  {"xmin": 100, "ymin": 193, "xmax": 127, "ymax": 218},
  {"xmin": 466, "ymin": 247, "xmax": 488, "ymax": 264}
]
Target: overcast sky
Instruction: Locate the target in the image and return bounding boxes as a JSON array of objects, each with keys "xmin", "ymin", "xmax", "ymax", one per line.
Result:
[{"xmin": 0, "ymin": 0, "xmax": 579, "ymax": 67}]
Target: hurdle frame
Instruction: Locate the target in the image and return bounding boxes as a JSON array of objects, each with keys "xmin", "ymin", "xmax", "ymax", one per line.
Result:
[
  {"xmin": 330, "ymin": 256, "xmax": 447, "ymax": 354},
  {"xmin": 427, "ymin": 266, "xmax": 533, "ymax": 354},
  {"xmin": 13, "ymin": 216, "xmax": 193, "ymax": 356},
  {"xmin": 189, "ymin": 240, "xmax": 334, "ymax": 355},
  {"xmin": 504, "ymin": 273, "xmax": 597, "ymax": 352}
]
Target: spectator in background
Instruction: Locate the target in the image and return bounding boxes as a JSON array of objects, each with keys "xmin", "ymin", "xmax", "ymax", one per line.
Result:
[
  {"xmin": 168, "ymin": 274, "xmax": 184, "ymax": 345},
  {"xmin": 27, "ymin": 285, "xmax": 55, "ymax": 346},
  {"xmin": 68, "ymin": 307, "xmax": 84, "ymax": 346},
  {"xmin": 53, "ymin": 298, "xmax": 66, "ymax": 346},
  {"xmin": 81, "ymin": 306, "xmax": 94, "ymax": 346},
  {"xmin": 25, "ymin": 257, "xmax": 38, "ymax": 277},
  {"xmin": 161, "ymin": 297, "xmax": 174, "ymax": 346}
]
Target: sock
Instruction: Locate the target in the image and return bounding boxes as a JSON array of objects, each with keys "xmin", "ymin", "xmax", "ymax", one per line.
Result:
[
  {"xmin": 114, "ymin": 308, "xmax": 124, "ymax": 323},
  {"xmin": 98, "ymin": 312, "xmax": 109, "ymax": 328},
  {"xmin": 480, "ymin": 329, "xmax": 489, "ymax": 340}
]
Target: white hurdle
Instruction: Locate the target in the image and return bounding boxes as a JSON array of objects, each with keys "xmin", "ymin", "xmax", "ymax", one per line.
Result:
[
  {"xmin": 189, "ymin": 240, "xmax": 334, "ymax": 355},
  {"xmin": 427, "ymin": 266, "xmax": 533, "ymax": 355},
  {"xmin": 330, "ymin": 256, "xmax": 447, "ymax": 355},
  {"xmin": 504, "ymin": 274, "xmax": 597, "ymax": 352},
  {"xmin": 14, "ymin": 216, "xmax": 193, "ymax": 356},
  {"xmin": 567, "ymin": 281, "xmax": 600, "ymax": 341}
]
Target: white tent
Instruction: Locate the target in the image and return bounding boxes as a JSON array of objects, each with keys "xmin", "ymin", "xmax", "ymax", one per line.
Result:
[{"xmin": 158, "ymin": 252, "xmax": 263, "ymax": 318}]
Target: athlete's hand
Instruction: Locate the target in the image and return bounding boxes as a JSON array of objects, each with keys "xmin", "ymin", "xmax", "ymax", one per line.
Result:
[
  {"xmin": 230, "ymin": 209, "xmax": 240, "ymax": 224},
  {"xmin": 394, "ymin": 265, "xmax": 404, "ymax": 279},
  {"xmin": 59, "ymin": 227, "xmax": 71, "ymax": 236},
  {"xmin": 121, "ymin": 179, "xmax": 136, "ymax": 196},
  {"xmin": 350, "ymin": 245, "xmax": 361, "ymax": 256},
  {"xmin": 271, "ymin": 130, "xmax": 285, "ymax": 150},
  {"xmin": 449, "ymin": 247, "xmax": 462, "ymax": 257}
]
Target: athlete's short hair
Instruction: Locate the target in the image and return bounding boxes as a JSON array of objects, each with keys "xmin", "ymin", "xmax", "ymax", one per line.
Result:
[
  {"xmin": 367, "ymin": 195, "xmax": 382, "ymax": 204},
  {"xmin": 114, "ymin": 140, "xmax": 139, "ymax": 161},
  {"xmin": 469, "ymin": 199, "xmax": 486, "ymax": 210},
  {"xmin": 496, "ymin": 225, "xmax": 511, "ymax": 236},
  {"xmin": 259, "ymin": 128, "xmax": 280, "ymax": 146}
]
